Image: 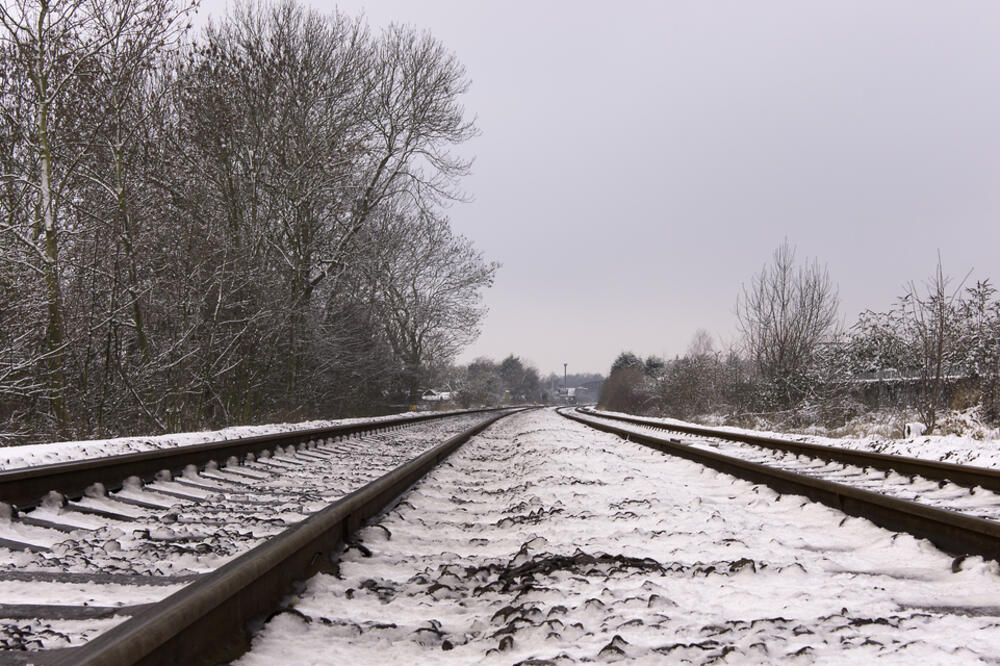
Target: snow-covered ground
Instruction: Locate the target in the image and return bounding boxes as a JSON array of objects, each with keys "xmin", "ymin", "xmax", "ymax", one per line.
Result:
[
  {"xmin": 0, "ymin": 409, "xmax": 466, "ymax": 471},
  {"xmin": 591, "ymin": 408, "xmax": 1000, "ymax": 470},
  {"xmin": 239, "ymin": 409, "xmax": 1000, "ymax": 664},
  {"xmin": 574, "ymin": 409, "xmax": 1000, "ymax": 524}
]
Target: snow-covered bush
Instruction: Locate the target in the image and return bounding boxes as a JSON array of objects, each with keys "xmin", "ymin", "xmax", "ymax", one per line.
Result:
[{"xmin": 844, "ymin": 267, "xmax": 1000, "ymax": 431}]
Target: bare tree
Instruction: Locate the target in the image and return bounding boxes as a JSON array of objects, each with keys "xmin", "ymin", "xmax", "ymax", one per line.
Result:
[
  {"xmin": 357, "ymin": 207, "xmax": 497, "ymax": 400},
  {"xmin": 0, "ymin": 0, "xmax": 489, "ymax": 439},
  {"xmin": 687, "ymin": 328, "xmax": 716, "ymax": 359},
  {"xmin": 316, "ymin": 23, "xmax": 477, "ymax": 293},
  {"xmin": 0, "ymin": 0, "xmax": 111, "ymax": 427},
  {"xmin": 904, "ymin": 255, "xmax": 967, "ymax": 433},
  {"xmin": 457, "ymin": 357, "xmax": 502, "ymax": 407},
  {"xmin": 152, "ymin": 1, "xmax": 369, "ymax": 420},
  {"xmin": 84, "ymin": 0, "xmax": 195, "ymax": 365},
  {"xmin": 737, "ymin": 240, "xmax": 840, "ymax": 407},
  {"xmin": 0, "ymin": 0, "xmax": 194, "ymax": 431},
  {"xmin": 959, "ymin": 280, "xmax": 1000, "ymax": 422}
]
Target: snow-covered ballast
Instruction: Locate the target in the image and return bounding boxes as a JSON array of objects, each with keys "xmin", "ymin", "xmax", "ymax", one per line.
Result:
[
  {"xmin": 0, "ymin": 407, "xmax": 501, "ymax": 512},
  {"xmin": 565, "ymin": 408, "xmax": 1000, "ymax": 563}
]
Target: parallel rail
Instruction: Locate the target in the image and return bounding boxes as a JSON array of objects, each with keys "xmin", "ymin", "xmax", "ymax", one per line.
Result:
[
  {"xmin": 579, "ymin": 407, "xmax": 1000, "ymax": 492},
  {"xmin": 34, "ymin": 408, "xmax": 521, "ymax": 665},
  {"xmin": 563, "ymin": 408, "xmax": 1000, "ymax": 562},
  {"xmin": 0, "ymin": 408, "xmax": 500, "ymax": 511}
]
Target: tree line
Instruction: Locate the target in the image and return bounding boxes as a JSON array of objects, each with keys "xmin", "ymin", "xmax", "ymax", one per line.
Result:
[
  {"xmin": 428, "ymin": 355, "xmax": 601, "ymax": 406},
  {"xmin": 452, "ymin": 355, "xmax": 544, "ymax": 406},
  {"xmin": 601, "ymin": 241, "xmax": 1000, "ymax": 434},
  {"xmin": 0, "ymin": 0, "xmax": 496, "ymax": 443}
]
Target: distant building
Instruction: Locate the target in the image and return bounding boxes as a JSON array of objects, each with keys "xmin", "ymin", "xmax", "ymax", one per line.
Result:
[
  {"xmin": 420, "ymin": 389, "xmax": 453, "ymax": 402},
  {"xmin": 555, "ymin": 386, "xmax": 591, "ymax": 404}
]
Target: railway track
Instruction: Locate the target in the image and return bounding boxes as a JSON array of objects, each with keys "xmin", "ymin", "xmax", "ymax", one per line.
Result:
[
  {"xmin": 577, "ymin": 408, "xmax": 1000, "ymax": 492},
  {"xmin": 0, "ymin": 407, "xmax": 521, "ymax": 664},
  {"xmin": 566, "ymin": 408, "xmax": 1000, "ymax": 563},
  {"xmin": 0, "ymin": 408, "xmax": 501, "ymax": 513},
  {"xmin": 7, "ymin": 406, "xmax": 1000, "ymax": 663}
]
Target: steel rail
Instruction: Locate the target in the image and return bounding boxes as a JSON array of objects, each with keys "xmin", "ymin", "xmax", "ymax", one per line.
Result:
[
  {"xmin": 562, "ymin": 408, "xmax": 1000, "ymax": 562},
  {"xmin": 0, "ymin": 408, "xmax": 501, "ymax": 511},
  {"xmin": 39, "ymin": 408, "xmax": 523, "ymax": 666},
  {"xmin": 579, "ymin": 407, "xmax": 1000, "ymax": 492}
]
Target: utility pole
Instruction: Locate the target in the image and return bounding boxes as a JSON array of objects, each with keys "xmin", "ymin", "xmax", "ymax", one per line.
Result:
[{"xmin": 563, "ymin": 363, "xmax": 567, "ymax": 390}]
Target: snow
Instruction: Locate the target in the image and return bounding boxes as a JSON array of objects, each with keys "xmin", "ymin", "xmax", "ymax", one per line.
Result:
[
  {"xmin": 574, "ymin": 410, "xmax": 1000, "ymax": 522},
  {"xmin": 0, "ymin": 579, "xmax": 183, "ymax": 606},
  {"xmin": 589, "ymin": 407, "xmax": 1000, "ymax": 470},
  {"xmin": 238, "ymin": 409, "xmax": 1000, "ymax": 664},
  {"xmin": 21, "ymin": 507, "xmax": 108, "ymax": 531},
  {"xmin": 0, "ymin": 520, "xmax": 66, "ymax": 550},
  {"xmin": 0, "ymin": 413, "xmax": 498, "ymax": 651},
  {"xmin": 70, "ymin": 496, "xmax": 146, "ymax": 519},
  {"xmin": 0, "ymin": 409, "xmax": 468, "ymax": 472},
  {"xmin": 0, "ymin": 616, "xmax": 128, "ymax": 651}
]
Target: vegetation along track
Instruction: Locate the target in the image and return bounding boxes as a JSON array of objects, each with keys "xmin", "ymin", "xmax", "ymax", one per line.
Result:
[
  {"xmin": 565, "ymin": 408, "xmax": 1000, "ymax": 563},
  {"xmin": 0, "ymin": 408, "xmax": 523, "ymax": 664}
]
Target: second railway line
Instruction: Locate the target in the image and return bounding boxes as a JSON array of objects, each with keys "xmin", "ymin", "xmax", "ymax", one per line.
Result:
[{"xmin": 573, "ymin": 408, "xmax": 1000, "ymax": 523}]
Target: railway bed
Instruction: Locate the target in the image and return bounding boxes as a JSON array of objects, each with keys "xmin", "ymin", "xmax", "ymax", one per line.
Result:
[
  {"xmin": 568, "ymin": 408, "xmax": 1000, "ymax": 563},
  {"xmin": 0, "ymin": 408, "xmax": 519, "ymax": 664},
  {"xmin": 579, "ymin": 407, "xmax": 1000, "ymax": 492},
  {"xmin": 0, "ymin": 408, "xmax": 503, "ymax": 512}
]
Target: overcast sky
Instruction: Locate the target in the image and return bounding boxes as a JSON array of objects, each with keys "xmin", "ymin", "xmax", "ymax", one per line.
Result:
[{"xmin": 203, "ymin": 1, "xmax": 1000, "ymax": 376}]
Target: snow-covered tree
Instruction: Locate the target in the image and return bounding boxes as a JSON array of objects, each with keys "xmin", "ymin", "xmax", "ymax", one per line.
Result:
[
  {"xmin": 957, "ymin": 280, "xmax": 1000, "ymax": 420},
  {"xmin": 355, "ymin": 207, "xmax": 497, "ymax": 400},
  {"xmin": 0, "ymin": 0, "xmax": 489, "ymax": 441},
  {"xmin": 901, "ymin": 257, "xmax": 966, "ymax": 432},
  {"xmin": 736, "ymin": 240, "xmax": 840, "ymax": 408}
]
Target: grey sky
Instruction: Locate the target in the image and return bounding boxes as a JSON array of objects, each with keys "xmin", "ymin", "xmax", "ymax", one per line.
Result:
[{"xmin": 202, "ymin": 0, "xmax": 1000, "ymax": 376}]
